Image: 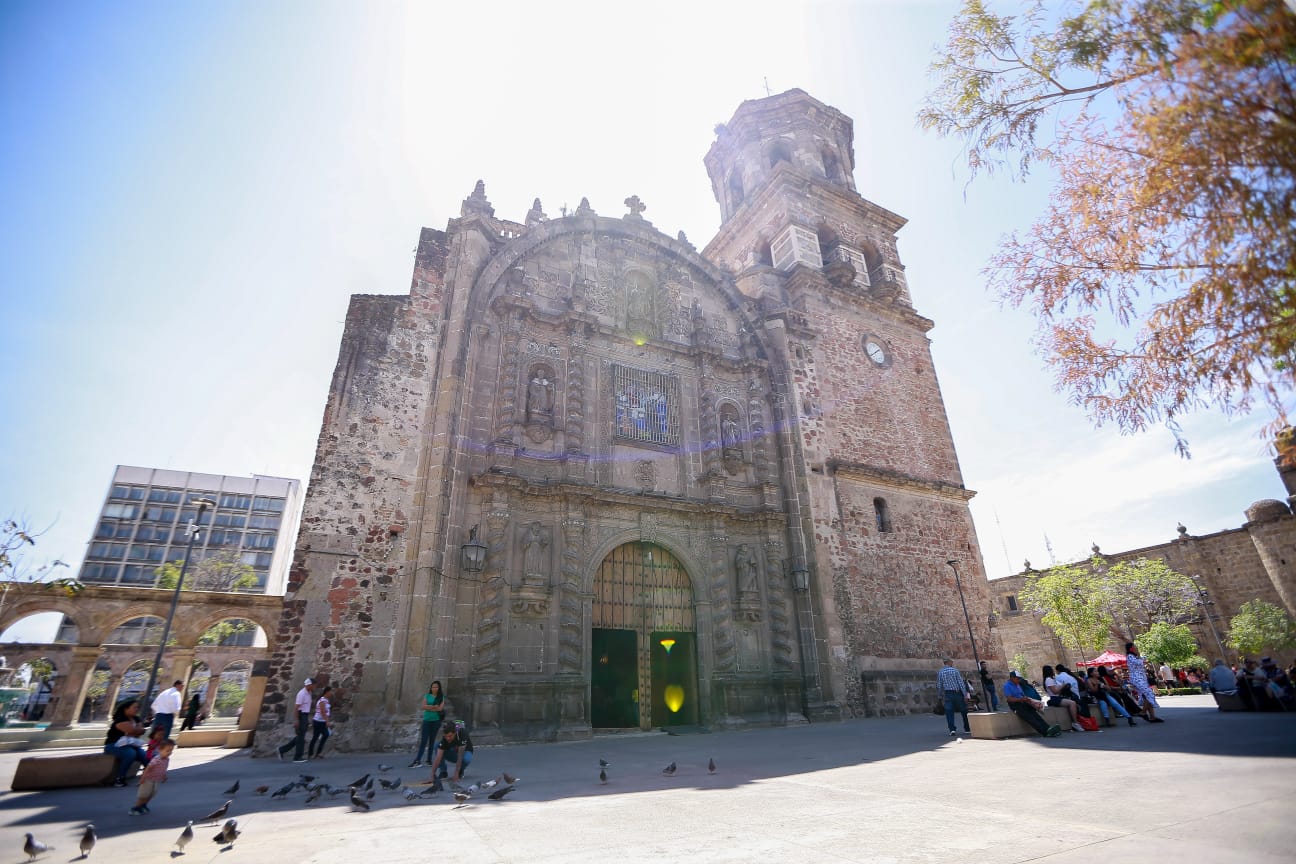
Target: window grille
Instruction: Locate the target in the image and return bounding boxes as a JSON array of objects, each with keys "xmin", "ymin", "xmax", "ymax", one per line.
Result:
[
  {"xmin": 831, "ymin": 245, "xmax": 871, "ymax": 287},
  {"xmin": 613, "ymin": 365, "xmax": 680, "ymax": 446}
]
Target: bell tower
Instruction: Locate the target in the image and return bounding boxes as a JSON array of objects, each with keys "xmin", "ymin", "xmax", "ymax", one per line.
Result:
[{"xmin": 703, "ymin": 89, "xmax": 997, "ymax": 716}]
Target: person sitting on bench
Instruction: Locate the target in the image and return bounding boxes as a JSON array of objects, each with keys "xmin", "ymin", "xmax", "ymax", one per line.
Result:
[{"xmin": 1003, "ymin": 671, "xmax": 1062, "ymax": 738}]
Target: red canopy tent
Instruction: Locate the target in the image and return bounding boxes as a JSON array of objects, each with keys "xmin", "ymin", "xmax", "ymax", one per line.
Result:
[{"xmin": 1077, "ymin": 650, "xmax": 1128, "ymax": 668}]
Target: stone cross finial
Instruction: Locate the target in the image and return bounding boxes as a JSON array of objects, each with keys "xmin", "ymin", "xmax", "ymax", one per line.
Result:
[{"xmin": 624, "ymin": 195, "xmax": 647, "ymax": 219}]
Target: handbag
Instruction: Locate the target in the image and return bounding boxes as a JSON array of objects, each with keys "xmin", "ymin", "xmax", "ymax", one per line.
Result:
[{"xmin": 1076, "ymin": 715, "xmax": 1099, "ymax": 732}]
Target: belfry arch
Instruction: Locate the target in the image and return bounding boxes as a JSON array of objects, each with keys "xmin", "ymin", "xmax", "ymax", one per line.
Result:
[{"xmin": 590, "ymin": 541, "xmax": 699, "ymax": 730}]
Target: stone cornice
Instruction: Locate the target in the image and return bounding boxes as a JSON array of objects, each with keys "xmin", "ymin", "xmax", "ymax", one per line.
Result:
[{"xmin": 827, "ymin": 459, "xmax": 975, "ymax": 502}]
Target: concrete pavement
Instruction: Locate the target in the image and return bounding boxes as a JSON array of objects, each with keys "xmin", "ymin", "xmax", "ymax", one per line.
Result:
[{"xmin": 1, "ymin": 695, "xmax": 1292, "ymax": 863}]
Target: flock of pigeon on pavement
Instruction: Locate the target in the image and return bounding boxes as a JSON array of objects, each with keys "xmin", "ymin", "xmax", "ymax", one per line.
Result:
[{"xmin": 21, "ymin": 756, "xmax": 717, "ymax": 860}]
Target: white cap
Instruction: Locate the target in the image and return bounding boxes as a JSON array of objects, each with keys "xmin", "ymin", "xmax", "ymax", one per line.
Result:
[{"xmin": 304, "ymin": 678, "xmax": 313, "ymax": 686}]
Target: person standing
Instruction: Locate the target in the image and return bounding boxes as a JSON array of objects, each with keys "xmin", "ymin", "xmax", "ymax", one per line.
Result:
[
  {"xmin": 409, "ymin": 680, "xmax": 444, "ymax": 768},
  {"xmin": 308, "ymin": 686, "xmax": 333, "ymax": 759},
  {"xmin": 180, "ymin": 694, "xmax": 202, "ymax": 732},
  {"xmin": 277, "ymin": 678, "xmax": 314, "ymax": 762},
  {"xmin": 129, "ymin": 737, "xmax": 174, "ymax": 816},
  {"xmin": 1125, "ymin": 643, "xmax": 1163, "ymax": 722},
  {"xmin": 150, "ymin": 680, "xmax": 184, "ymax": 739},
  {"xmin": 937, "ymin": 658, "xmax": 971, "ymax": 736},
  {"xmin": 978, "ymin": 661, "xmax": 999, "ymax": 711}
]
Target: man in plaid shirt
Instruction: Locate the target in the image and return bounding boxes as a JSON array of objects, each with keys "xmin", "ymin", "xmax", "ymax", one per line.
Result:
[{"xmin": 937, "ymin": 658, "xmax": 971, "ymax": 736}]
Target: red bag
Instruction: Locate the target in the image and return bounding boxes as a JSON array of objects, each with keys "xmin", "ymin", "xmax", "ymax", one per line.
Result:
[{"xmin": 1077, "ymin": 715, "xmax": 1099, "ymax": 731}]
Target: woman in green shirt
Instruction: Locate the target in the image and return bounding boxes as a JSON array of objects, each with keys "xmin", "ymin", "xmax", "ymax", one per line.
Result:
[{"xmin": 409, "ymin": 681, "xmax": 444, "ymax": 768}]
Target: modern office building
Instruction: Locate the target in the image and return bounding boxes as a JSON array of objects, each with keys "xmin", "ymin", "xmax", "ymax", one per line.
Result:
[{"xmin": 79, "ymin": 466, "xmax": 302, "ymax": 595}]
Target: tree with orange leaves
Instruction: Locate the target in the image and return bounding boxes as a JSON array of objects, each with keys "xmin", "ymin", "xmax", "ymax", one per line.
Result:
[{"xmin": 920, "ymin": 0, "xmax": 1295, "ymax": 455}]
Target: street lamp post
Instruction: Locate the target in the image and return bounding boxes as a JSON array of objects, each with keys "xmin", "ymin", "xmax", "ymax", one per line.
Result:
[
  {"xmin": 947, "ymin": 559, "xmax": 992, "ymax": 711},
  {"xmin": 141, "ymin": 498, "xmax": 214, "ymax": 723},
  {"xmin": 1191, "ymin": 575, "xmax": 1228, "ymax": 661}
]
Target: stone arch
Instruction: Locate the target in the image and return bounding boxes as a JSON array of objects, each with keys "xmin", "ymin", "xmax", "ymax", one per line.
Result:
[
  {"xmin": 581, "ymin": 528, "xmax": 707, "ymax": 598},
  {"xmin": 101, "ymin": 613, "xmax": 169, "ymax": 646},
  {"xmin": 463, "ymin": 215, "xmax": 773, "ymax": 365},
  {"xmin": 0, "ymin": 597, "xmax": 85, "ymax": 642},
  {"xmin": 186, "ymin": 611, "xmax": 275, "ymax": 651}
]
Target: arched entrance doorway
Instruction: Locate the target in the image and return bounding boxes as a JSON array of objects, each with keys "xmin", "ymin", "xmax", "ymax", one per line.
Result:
[{"xmin": 591, "ymin": 542, "xmax": 698, "ymax": 730}]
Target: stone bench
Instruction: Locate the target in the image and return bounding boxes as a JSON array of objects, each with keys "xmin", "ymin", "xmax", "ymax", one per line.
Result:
[
  {"xmin": 969, "ymin": 707, "xmax": 1074, "ymax": 740},
  {"xmin": 10, "ymin": 752, "xmax": 142, "ymax": 791},
  {"xmin": 174, "ymin": 728, "xmax": 255, "ymax": 748}
]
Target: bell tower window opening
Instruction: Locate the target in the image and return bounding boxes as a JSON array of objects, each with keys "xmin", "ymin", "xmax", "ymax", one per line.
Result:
[
  {"xmin": 613, "ymin": 365, "xmax": 680, "ymax": 447},
  {"xmin": 727, "ymin": 170, "xmax": 745, "ymax": 209},
  {"xmin": 768, "ymin": 139, "xmax": 793, "ymax": 169},
  {"xmin": 873, "ymin": 497, "xmax": 892, "ymax": 533},
  {"xmin": 770, "ymin": 224, "xmax": 822, "ymax": 272}
]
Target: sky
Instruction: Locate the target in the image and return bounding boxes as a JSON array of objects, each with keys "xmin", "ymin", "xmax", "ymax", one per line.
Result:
[{"xmin": 1, "ymin": 0, "xmax": 1288, "ymax": 628}]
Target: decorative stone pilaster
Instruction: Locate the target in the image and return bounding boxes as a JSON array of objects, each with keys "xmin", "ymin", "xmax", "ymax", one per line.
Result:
[
  {"xmin": 557, "ymin": 514, "xmax": 586, "ymax": 673},
  {"xmin": 565, "ymin": 323, "xmax": 588, "ymax": 455},
  {"xmin": 494, "ymin": 315, "xmax": 524, "ymax": 446},
  {"xmin": 708, "ymin": 523, "xmax": 737, "ymax": 672},
  {"xmin": 472, "ymin": 505, "xmax": 510, "ymax": 673},
  {"xmin": 764, "ymin": 540, "xmax": 794, "ymax": 671}
]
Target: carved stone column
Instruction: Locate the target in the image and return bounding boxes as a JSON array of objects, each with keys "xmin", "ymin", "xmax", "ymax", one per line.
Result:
[
  {"xmin": 557, "ymin": 513, "xmax": 585, "ymax": 673},
  {"xmin": 493, "ymin": 314, "xmax": 524, "ymax": 449},
  {"xmin": 708, "ymin": 522, "xmax": 737, "ymax": 673},
  {"xmin": 565, "ymin": 323, "xmax": 588, "ymax": 456},
  {"xmin": 472, "ymin": 504, "xmax": 510, "ymax": 673},
  {"xmin": 764, "ymin": 540, "xmax": 794, "ymax": 672},
  {"xmin": 201, "ymin": 673, "xmax": 223, "ymax": 719},
  {"xmin": 46, "ymin": 645, "xmax": 100, "ymax": 729}
]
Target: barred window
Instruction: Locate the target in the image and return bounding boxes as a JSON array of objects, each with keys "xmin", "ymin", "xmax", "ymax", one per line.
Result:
[{"xmin": 613, "ymin": 365, "xmax": 680, "ymax": 447}]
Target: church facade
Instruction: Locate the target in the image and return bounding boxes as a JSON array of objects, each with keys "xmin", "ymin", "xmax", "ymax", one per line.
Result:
[{"xmin": 256, "ymin": 90, "xmax": 998, "ymax": 749}]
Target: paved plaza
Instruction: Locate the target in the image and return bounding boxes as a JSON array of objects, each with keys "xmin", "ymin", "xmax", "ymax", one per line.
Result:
[{"xmin": 1, "ymin": 695, "xmax": 1292, "ymax": 863}]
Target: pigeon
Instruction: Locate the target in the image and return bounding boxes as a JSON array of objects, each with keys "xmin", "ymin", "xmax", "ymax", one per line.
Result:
[
  {"xmin": 79, "ymin": 824, "xmax": 96, "ymax": 858},
  {"xmin": 377, "ymin": 763, "xmax": 394, "ymax": 773},
  {"xmin": 223, "ymin": 779, "xmax": 240, "ymax": 796},
  {"xmin": 176, "ymin": 821, "xmax": 194, "ymax": 853},
  {"xmin": 297, "ymin": 774, "xmax": 316, "ymax": 783},
  {"xmin": 271, "ymin": 782, "xmax": 295, "ymax": 798},
  {"xmin": 402, "ymin": 786, "xmax": 419, "ymax": 801},
  {"xmin": 254, "ymin": 785, "xmax": 269, "ymax": 796},
  {"xmin": 599, "ymin": 758, "xmax": 611, "ymax": 768},
  {"xmin": 200, "ymin": 800, "xmax": 232, "ymax": 823},
  {"xmin": 599, "ymin": 768, "xmax": 607, "ymax": 784},
  {"xmin": 347, "ymin": 773, "xmax": 370, "ymax": 789},
  {"xmin": 212, "ymin": 819, "xmax": 239, "ymax": 847},
  {"xmin": 708, "ymin": 757, "xmax": 717, "ymax": 774},
  {"xmin": 487, "ymin": 785, "xmax": 515, "ymax": 801},
  {"xmin": 453, "ymin": 790, "xmax": 471, "ymax": 806},
  {"xmin": 23, "ymin": 833, "xmax": 51, "ymax": 861},
  {"xmin": 378, "ymin": 776, "xmax": 401, "ymax": 790},
  {"xmin": 304, "ymin": 786, "xmax": 323, "ymax": 805},
  {"xmin": 326, "ymin": 785, "xmax": 351, "ymax": 797},
  {"xmin": 364, "ymin": 787, "xmax": 376, "ymax": 800},
  {"xmin": 349, "ymin": 790, "xmax": 371, "ymax": 811},
  {"xmin": 364, "ymin": 777, "xmax": 375, "ymax": 792},
  {"xmin": 662, "ymin": 762, "xmax": 677, "ymax": 776},
  {"xmin": 501, "ymin": 771, "xmax": 519, "ymax": 785},
  {"xmin": 477, "ymin": 778, "xmax": 498, "ymax": 791}
]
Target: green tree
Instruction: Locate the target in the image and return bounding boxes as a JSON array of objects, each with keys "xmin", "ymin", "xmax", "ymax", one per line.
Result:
[
  {"xmin": 919, "ymin": 0, "xmax": 1296, "ymax": 453},
  {"xmin": 1227, "ymin": 599, "xmax": 1296, "ymax": 655},
  {"xmin": 1134, "ymin": 622, "xmax": 1201, "ymax": 667},
  {"xmin": 197, "ymin": 619, "xmax": 256, "ymax": 646},
  {"xmin": 1019, "ymin": 562, "xmax": 1113, "ymax": 659},
  {"xmin": 1098, "ymin": 557, "xmax": 1199, "ymax": 636},
  {"xmin": 155, "ymin": 550, "xmax": 257, "ymax": 592},
  {"xmin": 0, "ymin": 517, "xmax": 79, "ymax": 621}
]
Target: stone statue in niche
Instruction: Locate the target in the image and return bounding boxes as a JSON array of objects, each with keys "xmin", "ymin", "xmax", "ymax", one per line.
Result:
[
  {"xmin": 521, "ymin": 521, "xmax": 550, "ymax": 582},
  {"xmin": 526, "ymin": 368, "xmax": 555, "ymax": 421},
  {"xmin": 524, "ymin": 365, "xmax": 556, "ymax": 444},
  {"xmin": 735, "ymin": 544, "xmax": 759, "ymax": 596},
  {"xmin": 720, "ymin": 405, "xmax": 744, "ymax": 473}
]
